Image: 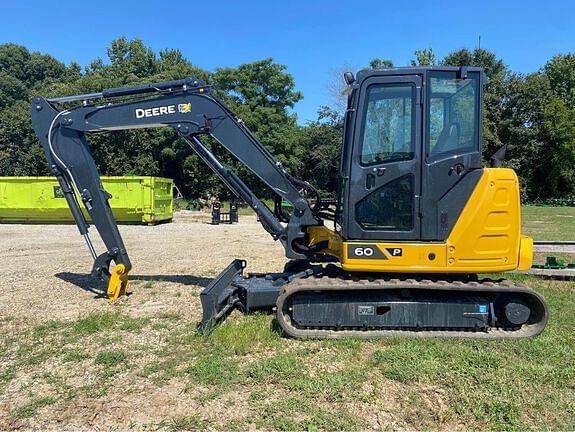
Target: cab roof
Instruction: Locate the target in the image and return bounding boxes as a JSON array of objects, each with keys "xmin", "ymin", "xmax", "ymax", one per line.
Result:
[{"xmin": 355, "ymin": 66, "xmax": 484, "ymax": 84}]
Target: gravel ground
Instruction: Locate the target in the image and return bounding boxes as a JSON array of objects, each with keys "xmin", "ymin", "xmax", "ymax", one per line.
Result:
[{"xmin": 0, "ymin": 213, "xmax": 286, "ymax": 323}]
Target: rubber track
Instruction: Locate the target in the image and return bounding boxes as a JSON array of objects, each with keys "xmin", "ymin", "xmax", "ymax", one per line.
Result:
[{"xmin": 276, "ymin": 274, "xmax": 549, "ymax": 339}]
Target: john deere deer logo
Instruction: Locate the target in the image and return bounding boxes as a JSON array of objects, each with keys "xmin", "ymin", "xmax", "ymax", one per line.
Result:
[{"xmin": 178, "ymin": 103, "xmax": 192, "ymax": 113}]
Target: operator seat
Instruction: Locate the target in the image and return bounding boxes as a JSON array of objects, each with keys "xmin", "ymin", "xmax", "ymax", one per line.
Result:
[{"xmin": 431, "ymin": 123, "xmax": 460, "ymax": 156}]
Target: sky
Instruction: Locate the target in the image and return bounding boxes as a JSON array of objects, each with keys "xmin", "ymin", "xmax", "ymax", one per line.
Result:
[{"xmin": 2, "ymin": 0, "xmax": 574, "ymax": 123}]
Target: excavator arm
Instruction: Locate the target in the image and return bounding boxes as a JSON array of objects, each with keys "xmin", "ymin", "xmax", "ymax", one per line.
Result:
[{"xmin": 31, "ymin": 78, "xmax": 324, "ymax": 305}]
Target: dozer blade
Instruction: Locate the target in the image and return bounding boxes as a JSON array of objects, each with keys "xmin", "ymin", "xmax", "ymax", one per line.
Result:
[
  {"xmin": 198, "ymin": 260, "xmax": 248, "ymax": 333},
  {"xmin": 276, "ymin": 274, "xmax": 549, "ymax": 339},
  {"xmin": 197, "ymin": 260, "xmax": 322, "ymax": 333}
]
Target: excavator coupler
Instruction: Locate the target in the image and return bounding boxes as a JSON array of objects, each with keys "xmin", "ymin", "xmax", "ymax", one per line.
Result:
[
  {"xmin": 106, "ymin": 264, "xmax": 129, "ymax": 303},
  {"xmin": 199, "ymin": 261, "xmax": 549, "ymax": 339},
  {"xmin": 91, "ymin": 252, "xmax": 130, "ymax": 303}
]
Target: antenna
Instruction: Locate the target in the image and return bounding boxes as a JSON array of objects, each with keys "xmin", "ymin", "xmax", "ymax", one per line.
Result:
[{"xmin": 478, "ymin": 35, "xmax": 481, "ymax": 49}]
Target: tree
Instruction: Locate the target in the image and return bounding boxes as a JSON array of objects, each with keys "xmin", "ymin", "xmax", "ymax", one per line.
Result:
[
  {"xmin": 26, "ymin": 52, "xmax": 68, "ymax": 83},
  {"xmin": 0, "ymin": 43, "xmax": 30, "ymax": 82},
  {"xmin": 539, "ymin": 97, "xmax": 575, "ymax": 197},
  {"xmin": 214, "ymin": 58, "xmax": 302, "ymax": 111},
  {"xmin": 369, "ymin": 58, "xmax": 393, "ymax": 69},
  {"xmin": 299, "ymin": 107, "xmax": 344, "ymax": 196},
  {"xmin": 499, "ymin": 72, "xmax": 549, "ymax": 199},
  {"xmin": 0, "ymin": 39, "xmax": 213, "ymax": 197},
  {"xmin": 1, "ymin": 39, "xmax": 575, "ymax": 203},
  {"xmin": 106, "ymin": 36, "xmax": 157, "ymax": 81},
  {"xmin": 0, "ymin": 100, "xmax": 49, "ymax": 176},
  {"xmin": 411, "ymin": 48, "xmax": 437, "ymax": 66},
  {"xmin": 500, "ymin": 54, "xmax": 575, "ymax": 200},
  {"xmin": 326, "ymin": 62, "xmax": 357, "ymax": 114},
  {"xmin": 213, "ymin": 58, "xmax": 304, "ymax": 196},
  {"xmin": 544, "ymin": 53, "xmax": 575, "ymax": 106},
  {"xmin": 0, "ymin": 39, "xmax": 306, "ymax": 199},
  {"xmin": 0, "ymin": 71, "xmax": 27, "ymax": 110}
]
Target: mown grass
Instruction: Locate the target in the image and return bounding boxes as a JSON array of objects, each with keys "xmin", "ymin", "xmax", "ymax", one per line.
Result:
[
  {"xmin": 94, "ymin": 349, "xmax": 127, "ymax": 367},
  {"xmin": 11, "ymin": 396, "xmax": 57, "ymax": 419},
  {"xmin": 73, "ymin": 311, "xmax": 149, "ymax": 335},
  {"xmin": 143, "ymin": 281, "xmax": 575, "ymax": 430},
  {"xmin": 365, "ymin": 278, "xmax": 575, "ymax": 430},
  {"xmin": 252, "ymin": 395, "xmax": 360, "ymax": 431},
  {"xmin": 158, "ymin": 414, "xmax": 208, "ymax": 431},
  {"xmin": 186, "ymin": 352, "xmax": 239, "ymax": 386},
  {"xmin": 522, "ymin": 205, "xmax": 575, "ymax": 241},
  {"xmin": 1, "ymin": 277, "xmax": 574, "ymax": 430},
  {"xmin": 246, "ymin": 352, "xmax": 302, "ymax": 383}
]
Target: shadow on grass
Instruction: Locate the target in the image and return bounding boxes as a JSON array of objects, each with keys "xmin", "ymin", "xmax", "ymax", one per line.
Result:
[
  {"xmin": 55, "ymin": 272, "xmax": 213, "ymax": 299},
  {"xmin": 269, "ymin": 317, "xmax": 285, "ymax": 337}
]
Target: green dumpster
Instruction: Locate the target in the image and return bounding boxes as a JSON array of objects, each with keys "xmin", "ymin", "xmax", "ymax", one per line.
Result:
[{"xmin": 0, "ymin": 176, "xmax": 174, "ymax": 224}]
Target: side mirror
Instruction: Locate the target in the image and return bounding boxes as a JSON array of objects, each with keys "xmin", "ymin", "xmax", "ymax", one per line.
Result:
[
  {"xmin": 343, "ymin": 72, "xmax": 355, "ymax": 86},
  {"xmin": 490, "ymin": 144, "xmax": 507, "ymax": 168}
]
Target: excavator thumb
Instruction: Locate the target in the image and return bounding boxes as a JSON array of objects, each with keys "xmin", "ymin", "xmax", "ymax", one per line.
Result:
[{"xmin": 90, "ymin": 250, "xmax": 130, "ymax": 303}]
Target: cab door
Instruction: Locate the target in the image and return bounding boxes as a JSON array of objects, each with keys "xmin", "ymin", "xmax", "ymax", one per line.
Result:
[
  {"xmin": 421, "ymin": 69, "xmax": 483, "ymax": 240},
  {"xmin": 344, "ymin": 75, "xmax": 422, "ymax": 241}
]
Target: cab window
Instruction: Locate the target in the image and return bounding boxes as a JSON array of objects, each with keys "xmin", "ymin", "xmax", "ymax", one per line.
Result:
[
  {"xmin": 427, "ymin": 71, "xmax": 480, "ymax": 159},
  {"xmin": 360, "ymin": 84, "xmax": 415, "ymax": 165}
]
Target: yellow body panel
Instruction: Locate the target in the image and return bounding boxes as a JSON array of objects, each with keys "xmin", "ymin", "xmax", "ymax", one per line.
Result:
[
  {"xmin": 518, "ymin": 235, "xmax": 534, "ymax": 270},
  {"xmin": 308, "ymin": 168, "xmax": 532, "ymax": 274}
]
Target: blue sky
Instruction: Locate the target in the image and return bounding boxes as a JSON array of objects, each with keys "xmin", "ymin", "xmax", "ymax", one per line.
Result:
[{"xmin": 2, "ymin": 0, "xmax": 574, "ymax": 122}]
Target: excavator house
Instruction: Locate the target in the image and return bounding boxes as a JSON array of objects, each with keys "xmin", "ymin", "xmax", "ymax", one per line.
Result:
[{"xmin": 31, "ymin": 66, "xmax": 548, "ymax": 339}]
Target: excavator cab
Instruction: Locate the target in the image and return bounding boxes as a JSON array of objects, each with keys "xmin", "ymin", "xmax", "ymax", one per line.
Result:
[
  {"xmin": 30, "ymin": 68, "xmax": 548, "ymax": 339},
  {"xmin": 327, "ymin": 67, "xmax": 533, "ymax": 276},
  {"xmin": 338, "ymin": 67, "xmax": 482, "ymax": 242}
]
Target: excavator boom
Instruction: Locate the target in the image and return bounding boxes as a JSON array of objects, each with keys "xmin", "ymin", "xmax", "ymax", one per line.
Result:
[{"xmin": 31, "ymin": 78, "xmax": 327, "ymax": 301}]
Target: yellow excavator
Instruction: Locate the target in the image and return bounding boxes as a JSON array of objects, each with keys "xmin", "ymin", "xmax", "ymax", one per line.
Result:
[{"xmin": 31, "ymin": 66, "xmax": 548, "ymax": 338}]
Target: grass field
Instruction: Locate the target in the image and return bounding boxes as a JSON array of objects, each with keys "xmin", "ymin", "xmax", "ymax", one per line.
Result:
[
  {"xmin": 522, "ymin": 206, "xmax": 575, "ymax": 264},
  {"xmin": 0, "ymin": 208, "xmax": 574, "ymax": 430},
  {"xmin": 522, "ymin": 205, "xmax": 575, "ymax": 241},
  {"xmin": 1, "ymin": 275, "xmax": 574, "ymax": 430}
]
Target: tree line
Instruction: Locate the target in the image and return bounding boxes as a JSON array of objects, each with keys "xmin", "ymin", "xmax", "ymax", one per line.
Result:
[{"xmin": 0, "ymin": 37, "xmax": 573, "ymax": 202}]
